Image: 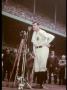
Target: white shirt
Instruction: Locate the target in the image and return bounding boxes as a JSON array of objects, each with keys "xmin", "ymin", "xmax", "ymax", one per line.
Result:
[
  {"xmin": 31, "ymin": 29, "xmax": 55, "ymax": 72},
  {"xmin": 31, "ymin": 29, "xmax": 55, "ymax": 48}
]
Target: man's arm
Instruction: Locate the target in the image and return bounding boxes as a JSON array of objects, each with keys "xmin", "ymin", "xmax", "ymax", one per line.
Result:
[
  {"xmin": 46, "ymin": 32, "xmax": 55, "ymax": 44},
  {"xmin": 31, "ymin": 32, "xmax": 36, "ymax": 56},
  {"xmin": 39, "ymin": 29, "xmax": 55, "ymax": 47}
]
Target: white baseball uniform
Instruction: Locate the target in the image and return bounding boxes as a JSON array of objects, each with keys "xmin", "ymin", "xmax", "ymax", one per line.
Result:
[{"xmin": 31, "ymin": 29, "xmax": 55, "ymax": 72}]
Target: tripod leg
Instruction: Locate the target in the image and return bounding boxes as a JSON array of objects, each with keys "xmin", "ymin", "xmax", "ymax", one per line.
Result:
[
  {"xmin": 13, "ymin": 53, "xmax": 21, "ymax": 86},
  {"xmin": 9, "ymin": 52, "xmax": 18, "ymax": 82},
  {"xmin": 13, "ymin": 39, "xmax": 24, "ymax": 86},
  {"xmin": 26, "ymin": 82, "xmax": 33, "ymax": 90}
]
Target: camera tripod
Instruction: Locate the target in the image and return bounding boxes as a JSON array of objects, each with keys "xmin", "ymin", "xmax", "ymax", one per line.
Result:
[{"xmin": 9, "ymin": 33, "xmax": 33, "ymax": 90}]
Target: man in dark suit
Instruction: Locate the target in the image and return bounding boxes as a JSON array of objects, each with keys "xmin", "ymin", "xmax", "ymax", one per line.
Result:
[
  {"xmin": 2, "ymin": 48, "xmax": 11, "ymax": 81},
  {"xmin": 47, "ymin": 51, "xmax": 59, "ymax": 84}
]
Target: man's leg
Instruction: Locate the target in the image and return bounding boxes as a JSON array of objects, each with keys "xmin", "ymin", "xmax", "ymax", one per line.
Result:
[
  {"xmin": 37, "ymin": 72, "xmax": 45, "ymax": 88},
  {"xmin": 33, "ymin": 72, "xmax": 37, "ymax": 83},
  {"xmin": 2, "ymin": 68, "xmax": 6, "ymax": 81},
  {"xmin": 59, "ymin": 71, "xmax": 62, "ymax": 85},
  {"xmin": 48, "ymin": 70, "xmax": 51, "ymax": 84},
  {"xmin": 54, "ymin": 74, "xmax": 57, "ymax": 84},
  {"xmin": 44, "ymin": 71, "xmax": 47, "ymax": 83}
]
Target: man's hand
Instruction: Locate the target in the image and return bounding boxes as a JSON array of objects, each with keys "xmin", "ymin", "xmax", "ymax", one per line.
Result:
[
  {"xmin": 32, "ymin": 52, "xmax": 35, "ymax": 58},
  {"xmin": 32, "ymin": 53, "xmax": 35, "ymax": 57},
  {"xmin": 47, "ymin": 44, "xmax": 51, "ymax": 48}
]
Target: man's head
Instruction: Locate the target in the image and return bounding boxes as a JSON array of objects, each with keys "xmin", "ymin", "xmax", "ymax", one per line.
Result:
[
  {"xmin": 61, "ymin": 55, "xmax": 66, "ymax": 60},
  {"xmin": 32, "ymin": 21, "xmax": 39, "ymax": 31},
  {"xmin": 50, "ymin": 50, "xmax": 55, "ymax": 56}
]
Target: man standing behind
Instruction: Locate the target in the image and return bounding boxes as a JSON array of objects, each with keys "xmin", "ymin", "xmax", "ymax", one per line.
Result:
[
  {"xmin": 31, "ymin": 22, "xmax": 55, "ymax": 88},
  {"xmin": 58, "ymin": 55, "xmax": 66, "ymax": 85},
  {"xmin": 47, "ymin": 51, "xmax": 59, "ymax": 84}
]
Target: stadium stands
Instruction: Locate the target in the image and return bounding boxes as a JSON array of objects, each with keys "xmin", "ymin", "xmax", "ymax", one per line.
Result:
[{"xmin": 2, "ymin": 2, "xmax": 66, "ymax": 35}]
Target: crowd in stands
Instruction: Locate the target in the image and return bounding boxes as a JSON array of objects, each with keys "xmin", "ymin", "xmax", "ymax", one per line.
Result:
[{"xmin": 2, "ymin": 1, "xmax": 66, "ymax": 35}]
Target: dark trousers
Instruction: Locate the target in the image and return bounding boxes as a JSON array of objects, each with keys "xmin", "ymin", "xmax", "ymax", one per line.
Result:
[
  {"xmin": 2, "ymin": 68, "xmax": 11, "ymax": 81},
  {"xmin": 59, "ymin": 68, "xmax": 65, "ymax": 85},
  {"xmin": 36, "ymin": 72, "xmax": 46, "ymax": 86},
  {"xmin": 48, "ymin": 68, "xmax": 57, "ymax": 84},
  {"xmin": 2, "ymin": 68, "xmax": 6, "ymax": 80},
  {"xmin": 33, "ymin": 72, "xmax": 37, "ymax": 82}
]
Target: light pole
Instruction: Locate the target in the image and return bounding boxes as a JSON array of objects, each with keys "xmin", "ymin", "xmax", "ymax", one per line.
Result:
[
  {"xmin": 33, "ymin": 0, "xmax": 36, "ymax": 15},
  {"xmin": 54, "ymin": 1, "xmax": 57, "ymax": 31}
]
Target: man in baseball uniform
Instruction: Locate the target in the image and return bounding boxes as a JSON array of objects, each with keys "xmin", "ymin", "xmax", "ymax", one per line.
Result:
[{"xmin": 31, "ymin": 22, "xmax": 55, "ymax": 88}]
